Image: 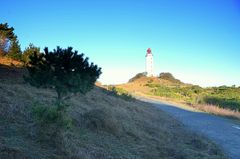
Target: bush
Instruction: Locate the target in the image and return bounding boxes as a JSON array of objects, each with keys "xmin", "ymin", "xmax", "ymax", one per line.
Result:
[
  {"xmin": 32, "ymin": 103, "xmax": 72, "ymax": 128},
  {"xmin": 31, "ymin": 102, "xmax": 72, "ymax": 148},
  {"xmin": 22, "ymin": 43, "xmax": 40, "ymax": 64},
  {"xmin": 145, "ymin": 80, "xmax": 240, "ymax": 111},
  {"xmin": 107, "ymin": 86, "xmax": 135, "ymax": 101},
  {"xmin": 159, "ymin": 72, "xmax": 181, "ymax": 83},
  {"xmin": 128, "ymin": 72, "xmax": 146, "ymax": 83},
  {"xmin": 202, "ymin": 96, "xmax": 240, "ymax": 111}
]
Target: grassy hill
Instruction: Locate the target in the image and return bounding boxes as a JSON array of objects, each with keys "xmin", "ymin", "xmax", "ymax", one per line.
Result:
[
  {"xmin": 0, "ymin": 59, "xmax": 226, "ymax": 159},
  {"xmin": 117, "ymin": 73, "xmax": 240, "ymax": 119}
]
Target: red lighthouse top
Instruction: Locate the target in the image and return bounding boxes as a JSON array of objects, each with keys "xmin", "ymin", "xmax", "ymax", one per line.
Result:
[{"xmin": 146, "ymin": 48, "xmax": 152, "ymax": 55}]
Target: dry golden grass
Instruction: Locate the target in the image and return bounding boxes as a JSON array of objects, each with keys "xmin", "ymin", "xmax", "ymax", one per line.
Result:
[
  {"xmin": 193, "ymin": 104, "xmax": 240, "ymax": 120},
  {"xmin": 0, "ymin": 64, "xmax": 227, "ymax": 159},
  {"xmin": 0, "ymin": 56, "xmax": 23, "ymax": 67}
]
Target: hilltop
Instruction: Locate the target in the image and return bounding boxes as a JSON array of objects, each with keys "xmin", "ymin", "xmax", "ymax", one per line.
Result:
[
  {"xmin": 128, "ymin": 72, "xmax": 183, "ymax": 85},
  {"xmin": 119, "ymin": 72, "xmax": 190, "ymax": 101},
  {"xmin": 0, "ymin": 58, "xmax": 226, "ymax": 159},
  {"xmin": 117, "ymin": 73, "xmax": 240, "ymax": 119}
]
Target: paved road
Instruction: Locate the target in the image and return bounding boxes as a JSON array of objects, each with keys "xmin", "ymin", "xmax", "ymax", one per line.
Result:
[{"xmin": 140, "ymin": 98, "xmax": 240, "ymax": 159}]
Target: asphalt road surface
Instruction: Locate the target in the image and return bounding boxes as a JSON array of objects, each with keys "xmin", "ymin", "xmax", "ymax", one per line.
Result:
[{"xmin": 140, "ymin": 98, "xmax": 240, "ymax": 159}]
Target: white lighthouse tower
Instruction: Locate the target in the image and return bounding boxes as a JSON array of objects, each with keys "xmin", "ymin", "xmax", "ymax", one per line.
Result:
[{"xmin": 146, "ymin": 48, "xmax": 154, "ymax": 77}]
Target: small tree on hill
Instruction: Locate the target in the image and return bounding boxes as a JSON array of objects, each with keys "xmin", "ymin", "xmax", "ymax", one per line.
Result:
[
  {"xmin": 0, "ymin": 23, "xmax": 15, "ymax": 55},
  {"xmin": 8, "ymin": 39, "xmax": 22, "ymax": 60},
  {"xmin": 0, "ymin": 23, "xmax": 22, "ymax": 60},
  {"xmin": 22, "ymin": 43, "xmax": 41, "ymax": 64},
  {"xmin": 24, "ymin": 46, "xmax": 102, "ymax": 104}
]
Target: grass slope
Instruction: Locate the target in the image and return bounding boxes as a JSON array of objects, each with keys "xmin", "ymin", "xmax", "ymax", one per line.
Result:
[{"xmin": 0, "ymin": 60, "xmax": 226, "ymax": 159}]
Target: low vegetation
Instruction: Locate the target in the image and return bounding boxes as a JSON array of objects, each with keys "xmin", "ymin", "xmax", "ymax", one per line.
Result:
[
  {"xmin": 0, "ymin": 59, "xmax": 226, "ymax": 158},
  {"xmin": 159, "ymin": 72, "xmax": 181, "ymax": 83},
  {"xmin": 118, "ymin": 73, "xmax": 240, "ymax": 119},
  {"xmin": 106, "ymin": 85, "xmax": 135, "ymax": 101},
  {"xmin": 148, "ymin": 84, "xmax": 240, "ymax": 111},
  {"xmin": 128, "ymin": 72, "xmax": 147, "ymax": 83}
]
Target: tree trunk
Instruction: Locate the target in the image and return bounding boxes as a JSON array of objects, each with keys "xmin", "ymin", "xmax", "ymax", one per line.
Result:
[{"xmin": 56, "ymin": 90, "xmax": 63, "ymax": 104}]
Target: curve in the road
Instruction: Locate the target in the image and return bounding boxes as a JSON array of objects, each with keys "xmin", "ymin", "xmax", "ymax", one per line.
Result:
[{"xmin": 141, "ymin": 98, "xmax": 240, "ymax": 159}]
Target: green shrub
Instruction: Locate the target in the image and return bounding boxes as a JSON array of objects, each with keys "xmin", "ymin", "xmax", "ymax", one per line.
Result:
[
  {"xmin": 32, "ymin": 103, "xmax": 72, "ymax": 128},
  {"xmin": 107, "ymin": 86, "xmax": 135, "ymax": 101},
  {"xmin": 148, "ymin": 79, "xmax": 153, "ymax": 83},
  {"xmin": 22, "ymin": 43, "xmax": 40, "ymax": 64},
  {"xmin": 146, "ymin": 82, "xmax": 240, "ymax": 111},
  {"xmin": 202, "ymin": 96, "xmax": 240, "ymax": 111},
  {"xmin": 159, "ymin": 72, "xmax": 181, "ymax": 83}
]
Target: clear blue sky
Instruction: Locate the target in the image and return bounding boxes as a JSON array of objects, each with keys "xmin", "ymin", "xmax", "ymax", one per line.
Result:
[{"xmin": 1, "ymin": 0, "xmax": 240, "ymax": 87}]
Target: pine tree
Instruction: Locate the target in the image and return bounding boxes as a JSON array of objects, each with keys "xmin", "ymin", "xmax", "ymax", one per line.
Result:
[
  {"xmin": 8, "ymin": 39, "xmax": 22, "ymax": 60},
  {"xmin": 22, "ymin": 43, "xmax": 40, "ymax": 64},
  {"xmin": 24, "ymin": 46, "xmax": 102, "ymax": 103},
  {"xmin": 0, "ymin": 23, "xmax": 22, "ymax": 60},
  {"xmin": 0, "ymin": 23, "xmax": 14, "ymax": 55}
]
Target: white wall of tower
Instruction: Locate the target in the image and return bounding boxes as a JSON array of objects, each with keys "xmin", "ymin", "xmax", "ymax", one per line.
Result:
[{"xmin": 146, "ymin": 53, "xmax": 154, "ymax": 77}]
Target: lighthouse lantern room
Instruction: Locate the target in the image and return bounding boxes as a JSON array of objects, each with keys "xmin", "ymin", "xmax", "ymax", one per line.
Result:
[{"xmin": 146, "ymin": 48, "xmax": 154, "ymax": 77}]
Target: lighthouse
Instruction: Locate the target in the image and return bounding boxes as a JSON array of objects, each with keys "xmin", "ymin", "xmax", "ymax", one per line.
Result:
[{"xmin": 146, "ymin": 48, "xmax": 154, "ymax": 77}]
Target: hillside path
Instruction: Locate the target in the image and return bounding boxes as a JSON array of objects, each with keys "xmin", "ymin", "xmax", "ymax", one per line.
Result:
[{"xmin": 139, "ymin": 98, "xmax": 240, "ymax": 159}]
